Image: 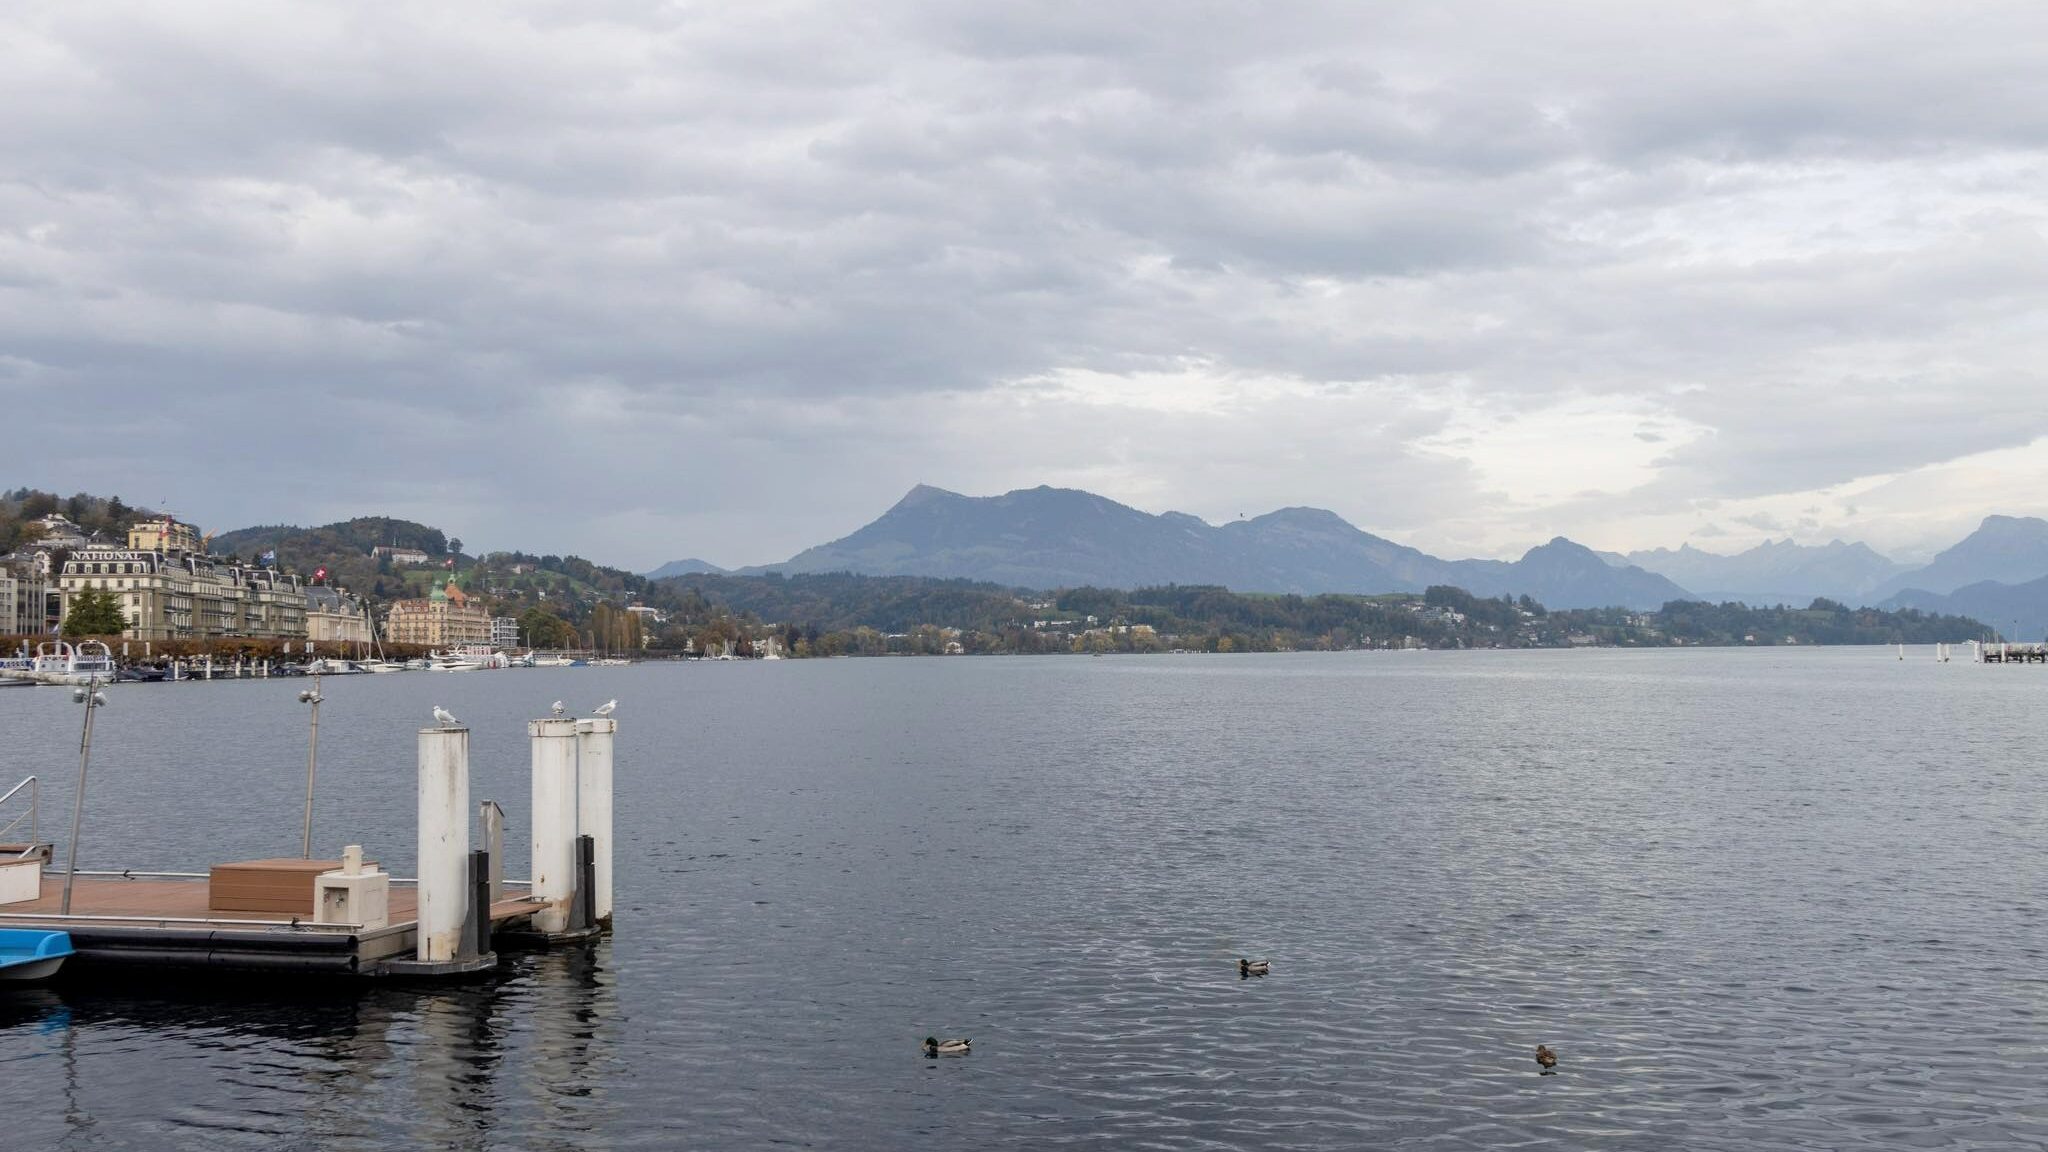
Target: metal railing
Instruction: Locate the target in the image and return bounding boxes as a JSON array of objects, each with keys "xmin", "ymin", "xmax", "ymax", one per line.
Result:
[{"xmin": 0, "ymin": 775, "xmax": 36, "ymax": 854}]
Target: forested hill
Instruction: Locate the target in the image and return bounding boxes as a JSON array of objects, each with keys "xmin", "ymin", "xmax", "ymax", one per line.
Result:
[
  {"xmin": 1, "ymin": 488, "xmax": 165, "ymax": 552},
  {"xmin": 654, "ymin": 571, "xmax": 1991, "ymax": 653},
  {"xmin": 210, "ymin": 517, "xmax": 449, "ymax": 562},
  {"xmin": 208, "ymin": 517, "xmax": 455, "ymax": 601}
]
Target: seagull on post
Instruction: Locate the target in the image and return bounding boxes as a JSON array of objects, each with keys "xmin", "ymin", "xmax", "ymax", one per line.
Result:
[
  {"xmin": 593, "ymin": 699, "xmax": 617, "ymax": 717},
  {"xmin": 551, "ymin": 700, "xmax": 566, "ymax": 717},
  {"xmin": 432, "ymin": 705, "xmax": 459, "ymax": 728}
]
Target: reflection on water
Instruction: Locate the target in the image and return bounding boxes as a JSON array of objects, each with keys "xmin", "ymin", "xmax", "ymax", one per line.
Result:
[
  {"xmin": 2, "ymin": 942, "xmax": 614, "ymax": 1151},
  {"xmin": 5, "ymin": 650, "xmax": 2048, "ymax": 1148}
]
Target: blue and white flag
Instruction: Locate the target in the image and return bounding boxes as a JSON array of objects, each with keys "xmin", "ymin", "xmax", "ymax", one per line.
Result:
[{"xmin": 260, "ymin": 549, "xmax": 278, "ymax": 566}]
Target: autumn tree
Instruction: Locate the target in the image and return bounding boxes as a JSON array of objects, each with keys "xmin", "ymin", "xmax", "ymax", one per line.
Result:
[{"xmin": 519, "ymin": 606, "xmax": 578, "ymax": 649}]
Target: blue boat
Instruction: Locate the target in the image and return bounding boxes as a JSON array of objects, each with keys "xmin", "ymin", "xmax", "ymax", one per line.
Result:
[{"xmin": 0, "ymin": 929, "xmax": 74, "ymax": 983}]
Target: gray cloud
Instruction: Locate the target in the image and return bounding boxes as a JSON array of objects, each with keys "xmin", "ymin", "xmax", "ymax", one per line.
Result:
[{"xmin": 5, "ymin": 2, "xmax": 2048, "ymax": 567}]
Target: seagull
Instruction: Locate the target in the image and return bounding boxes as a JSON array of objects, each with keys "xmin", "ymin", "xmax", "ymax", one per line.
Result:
[
  {"xmin": 433, "ymin": 705, "xmax": 459, "ymax": 728},
  {"xmin": 593, "ymin": 699, "xmax": 617, "ymax": 717},
  {"xmin": 551, "ymin": 700, "xmax": 565, "ymax": 716}
]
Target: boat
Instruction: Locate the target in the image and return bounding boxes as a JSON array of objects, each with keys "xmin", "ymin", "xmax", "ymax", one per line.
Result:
[
  {"xmin": 31, "ymin": 640, "xmax": 117, "ymax": 685},
  {"xmin": 529, "ymin": 654, "xmax": 576, "ymax": 667},
  {"xmin": 426, "ymin": 645, "xmax": 505, "ymax": 672},
  {"xmin": 0, "ymin": 929, "xmax": 74, "ymax": 983},
  {"xmin": 356, "ymin": 659, "xmax": 405, "ymax": 674}
]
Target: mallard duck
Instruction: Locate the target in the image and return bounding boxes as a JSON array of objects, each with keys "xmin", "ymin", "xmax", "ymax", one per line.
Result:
[
  {"xmin": 923, "ymin": 1036, "xmax": 971, "ymax": 1057},
  {"xmin": 1239, "ymin": 959, "xmax": 1270, "ymax": 978},
  {"xmin": 1535, "ymin": 1044, "xmax": 1558, "ymax": 1070}
]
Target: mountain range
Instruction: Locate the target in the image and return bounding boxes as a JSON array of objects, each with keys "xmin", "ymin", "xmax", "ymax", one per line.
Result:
[
  {"xmin": 711, "ymin": 484, "xmax": 1689, "ymax": 609},
  {"xmin": 1602, "ymin": 538, "xmax": 1903, "ymax": 607},
  {"xmin": 650, "ymin": 487, "xmax": 2048, "ymax": 624}
]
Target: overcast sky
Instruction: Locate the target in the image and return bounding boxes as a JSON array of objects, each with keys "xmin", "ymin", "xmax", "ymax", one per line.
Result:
[{"xmin": 6, "ymin": 2, "xmax": 2048, "ymax": 570}]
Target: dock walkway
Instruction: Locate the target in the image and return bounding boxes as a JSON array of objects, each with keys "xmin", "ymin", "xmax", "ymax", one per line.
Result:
[{"xmin": 0, "ymin": 872, "xmax": 546, "ymax": 976}]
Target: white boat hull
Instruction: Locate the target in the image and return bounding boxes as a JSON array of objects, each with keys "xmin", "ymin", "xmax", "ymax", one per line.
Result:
[{"xmin": 0, "ymin": 955, "xmax": 66, "ymax": 982}]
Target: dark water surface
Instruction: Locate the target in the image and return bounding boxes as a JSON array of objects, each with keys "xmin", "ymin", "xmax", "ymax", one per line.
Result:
[{"xmin": 3, "ymin": 649, "xmax": 2045, "ymax": 1149}]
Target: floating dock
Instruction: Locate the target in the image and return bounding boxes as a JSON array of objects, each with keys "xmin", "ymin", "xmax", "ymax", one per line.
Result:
[
  {"xmin": 0, "ymin": 715, "xmax": 618, "ymax": 981},
  {"xmin": 1979, "ymin": 642, "xmax": 2048, "ymax": 664}
]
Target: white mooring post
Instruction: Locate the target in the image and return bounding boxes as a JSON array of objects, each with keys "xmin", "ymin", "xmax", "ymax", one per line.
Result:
[
  {"xmin": 529, "ymin": 717, "xmax": 579, "ymax": 934},
  {"xmin": 417, "ymin": 726, "xmax": 471, "ymax": 962},
  {"xmin": 576, "ymin": 717, "xmax": 616, "ymax": 929}
]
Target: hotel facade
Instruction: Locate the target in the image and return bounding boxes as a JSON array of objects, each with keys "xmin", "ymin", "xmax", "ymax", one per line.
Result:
[
  {"xmin": 385, "ymin": 579, "xmax": 491, "ymax": 647},
  {"xmin": 58, "ymin": 520, "xmax": 307, "ymax": 641}
]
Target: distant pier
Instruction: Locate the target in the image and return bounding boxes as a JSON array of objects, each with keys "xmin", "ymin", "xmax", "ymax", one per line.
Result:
[{"xmin": 1979, "ymin": 642, "xmax": 2048, "ymax": 664}]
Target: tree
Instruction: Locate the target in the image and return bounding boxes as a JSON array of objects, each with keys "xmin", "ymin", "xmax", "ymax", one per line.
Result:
[
  {"xmin": 519, "ymin": 606, "xmax": 578, "ymax": 649},
  {"xmin": 447, "ymin": 537, "xmax": 464, "ymax": 557},
  {"xmin": 63, "ymin": 587, "xmax": 128, "ymax": 636}
]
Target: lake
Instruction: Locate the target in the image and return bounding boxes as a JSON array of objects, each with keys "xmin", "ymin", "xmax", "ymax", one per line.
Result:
[{"xmin": 3, "ymin": 648, "xmax": 2045, "ymax": 1148}]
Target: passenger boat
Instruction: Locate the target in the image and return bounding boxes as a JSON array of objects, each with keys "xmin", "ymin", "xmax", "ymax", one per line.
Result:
[
  {"xmin": 31, "ymin": 640, "xmax": 117, "ymax": 685},
  {"xmin": 0, "ymin": 929, "xmax": 74, "ymax": 983}
]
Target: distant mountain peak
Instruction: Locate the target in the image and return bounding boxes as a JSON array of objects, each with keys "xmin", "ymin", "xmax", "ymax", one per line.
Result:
[
  {"xmin": 893, "ymin": 483, "xmax": 964, "ymax": 509},
  {"xmin": 1975, "ymin": 513, "xmax": 2048, "ymax": 533},
  {"xmin": 1243, "ymin": 506, "xmax": 1355, "ymax": 531},
  {"xmin": 1872, "ymin": 513, "xmax": 2048, "ymax": 599},
  {"xmin": 646, "ymin": 557, "xmax": 728, "ymax": 580}
]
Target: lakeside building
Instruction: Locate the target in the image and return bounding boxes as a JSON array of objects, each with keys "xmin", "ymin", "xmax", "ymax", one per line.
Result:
[
  {"xmin": 0, "ymin": 550, "xmax": 62, "ymax": 636},
  {"xmin": 306, "ymin": 586, "xmax": 375, "ymax": 646},
  {"xmin": 0, "ymin": 569, "xmax": 21, "ymax": 637},
  {"xmin": 25, "ymin": 513, "xmax": 97, "ymax": 551},
  {"xmin": 385, "ymin": 578, "xmax": 490, "ymax": 647},
  {"xmin": 490, "ymin": 615, "xmax": 520, "ymax": 648},
  {"xmin": 372, "ymin": 546, "xmax": 432, "ymax": 566},
  {"xmin": 58, "ymin": 520, "xmax": 306, "ymax": 641}
]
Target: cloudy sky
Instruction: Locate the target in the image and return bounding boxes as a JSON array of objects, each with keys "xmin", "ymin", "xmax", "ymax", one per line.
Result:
[{"xmin": 6, "ymin": 2, "xmax": 2047, "ymax": 570}]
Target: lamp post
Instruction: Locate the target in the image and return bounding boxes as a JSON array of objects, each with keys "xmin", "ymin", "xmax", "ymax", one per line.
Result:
[
  {"xmin": 59, "ymin": 676, "xmax": 109, "ymax": 915},
  {"xmin": 298, "ymin": 673, "xmax": 323, "ymax": 858}
]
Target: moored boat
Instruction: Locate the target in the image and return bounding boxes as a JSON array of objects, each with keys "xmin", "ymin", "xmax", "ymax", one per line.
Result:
[
  {"xmin": 0, "ymin": 929, "xmax": 74, "ymax": 983},
  {"xmin": 31, "ymin": 640, "xmax": 116, "ymax": 685}
]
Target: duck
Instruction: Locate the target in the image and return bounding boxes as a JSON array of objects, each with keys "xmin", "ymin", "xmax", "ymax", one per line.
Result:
[
  {"xmin": 1535, "ymin": 1044, "xmax": 1558, "ymax": 1070},
  {"xmin": 1239, "ymin": 959, "xmax": 1270, "ymax": 978},
  {"xmin": 923, "ymin": 1036, "xmax": 971, "ymax": 1057}
]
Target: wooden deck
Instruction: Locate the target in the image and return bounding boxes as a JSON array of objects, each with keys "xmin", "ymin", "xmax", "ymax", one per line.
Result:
[{"xmin": 0, "ymin": 872, "xmax": 539, "ymax": 929}]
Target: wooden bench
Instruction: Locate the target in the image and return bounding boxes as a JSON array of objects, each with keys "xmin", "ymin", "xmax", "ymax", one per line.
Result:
[{"xmin": 209, "ymin": 858, "xmax": 378, "ymax": 916}]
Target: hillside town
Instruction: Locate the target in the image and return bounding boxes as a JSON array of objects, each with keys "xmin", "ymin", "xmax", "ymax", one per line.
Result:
[{"xmin": 1, "ymin": 512, "xmax": 507, "ymax": 652}]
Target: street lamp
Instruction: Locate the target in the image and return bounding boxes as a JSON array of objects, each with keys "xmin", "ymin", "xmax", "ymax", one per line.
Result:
[
  {"xmin": 298, "ymin": 674, "xmax": 323, "ymax": 858},
  {"xmin": 59, "ymin": 677, "xmax": 109, "ymax": 915}
]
